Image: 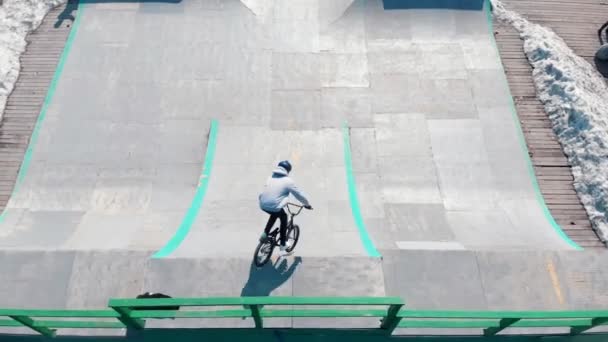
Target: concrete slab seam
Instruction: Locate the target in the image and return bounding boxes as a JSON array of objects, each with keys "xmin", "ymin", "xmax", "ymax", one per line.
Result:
[
  {"xmin": 0, "ymin": 0, "xmax": 84, "ymax": 225},
  {"xmin": 152, "ymin": 119, "xmax": 219, "ymax": 258},
  {"xmin": 343, "ymin": 122, "xmax": 381, "ymax": 258},
  {"xmin": 483, "ymin": 0, "xmax": 581, "ymax": 250}
]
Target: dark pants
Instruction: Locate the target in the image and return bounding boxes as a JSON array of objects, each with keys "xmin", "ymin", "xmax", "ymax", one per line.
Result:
[{"xmin": 263, "ymin": 209, "xmax": 288, "ymax": 246}]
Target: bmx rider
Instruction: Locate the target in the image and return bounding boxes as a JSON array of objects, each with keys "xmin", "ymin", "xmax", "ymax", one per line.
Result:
[{"xmin": 258, "ymin": 160, "xmax": 312, "ymax": 256}]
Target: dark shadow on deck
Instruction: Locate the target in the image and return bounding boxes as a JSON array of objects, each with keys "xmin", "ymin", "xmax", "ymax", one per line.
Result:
[{"xmin": 241, "ymin": 257, "xmax": 302, "ymax": 299}]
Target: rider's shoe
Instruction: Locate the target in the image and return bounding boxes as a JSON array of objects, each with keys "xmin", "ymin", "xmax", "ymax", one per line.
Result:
[{"xmin": 259, "ymin": 232, "xmax": 267, "ymax": 242}]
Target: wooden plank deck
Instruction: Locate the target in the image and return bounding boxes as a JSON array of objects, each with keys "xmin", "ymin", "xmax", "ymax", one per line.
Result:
[
  {"xmin": 494, "ymin": 0, "xmax": 608, "ymax": 248},
  {"xmin": 0, "ymin": 1, "xmax": 76, "ymax": 212}
]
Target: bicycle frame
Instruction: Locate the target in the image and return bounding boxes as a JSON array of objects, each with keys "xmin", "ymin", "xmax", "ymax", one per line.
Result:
[
  {"xmin": 266, "ymin": 203, "xmax": 305, "ymax": 241},
  {"xmin": 286, "ymin": 203, "xmax": 304, "ymax": 227}
]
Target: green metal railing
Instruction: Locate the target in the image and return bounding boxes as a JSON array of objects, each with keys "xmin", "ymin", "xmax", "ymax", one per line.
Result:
[{"xmin": 1, "ymin": 297, "xmax": 608, "ymax": 338}]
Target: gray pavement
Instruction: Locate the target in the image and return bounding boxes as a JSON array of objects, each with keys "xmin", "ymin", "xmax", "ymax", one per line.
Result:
[{"xmin": 0, "ymin": 0, "xmax": 598, "ymax": 337}]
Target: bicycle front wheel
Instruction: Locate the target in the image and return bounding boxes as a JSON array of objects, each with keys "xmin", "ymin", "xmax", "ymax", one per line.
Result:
[
  {"xmin": 254, "ymin": 239, "xmax": 274, "ymax": 267},
  {"xmin": 286, "ymin": 224, "xmax": 300, "ymax": 253}
]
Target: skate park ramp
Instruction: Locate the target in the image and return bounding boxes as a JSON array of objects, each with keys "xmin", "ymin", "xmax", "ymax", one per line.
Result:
[
  {"xmin": 2, "ymin": 0, "xmax": 608, "ymax": 339},
  {"xmin": 0, "ymin": 0, "xmax": 580, "ymax": 256}
]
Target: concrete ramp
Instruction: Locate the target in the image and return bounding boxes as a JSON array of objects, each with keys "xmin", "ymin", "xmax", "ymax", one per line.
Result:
[
  {"xmin": 347, "ymin": 0, "xmax": 578, "ymax": 251},
  {"xmin": 0, "ymin": 1, "xmax": 214, "ymax": 251},
  {"xmin": 170, "ymin": 126, "xmax": 367, "ymax": 258},
  {"xmin": 0, "ymin": 0, "xmax": 581, "ymax": 256}
]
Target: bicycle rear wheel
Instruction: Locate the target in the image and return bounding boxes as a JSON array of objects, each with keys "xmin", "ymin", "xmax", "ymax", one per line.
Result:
[{"xmin": 286, "ymin": 224, "xmax": 300, "ymax": 253}]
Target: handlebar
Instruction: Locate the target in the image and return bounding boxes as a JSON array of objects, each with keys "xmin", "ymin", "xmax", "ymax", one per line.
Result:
[{"xmin": 286, "ymin": 203, "xmax": 312, "ymax": 215}]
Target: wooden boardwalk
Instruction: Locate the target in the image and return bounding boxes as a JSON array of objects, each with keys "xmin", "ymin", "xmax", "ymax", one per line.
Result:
[
  {"xmin": 0, "ymin": 2, "xmax": 76, "ymax": 212},
  {"xmin": 494, "ymin": 0, "xmax": 607, "ymax": 248}
]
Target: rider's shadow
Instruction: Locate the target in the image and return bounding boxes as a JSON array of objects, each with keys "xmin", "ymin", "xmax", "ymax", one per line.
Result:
[{"xmin": 240, "ymin": 257, "xmax": 302, "ymax": 300}]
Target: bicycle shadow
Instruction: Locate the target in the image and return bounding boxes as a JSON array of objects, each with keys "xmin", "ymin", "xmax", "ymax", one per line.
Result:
[{"xmin": 240, "ymin": 256, "xmax": 302, "ymax": 300}]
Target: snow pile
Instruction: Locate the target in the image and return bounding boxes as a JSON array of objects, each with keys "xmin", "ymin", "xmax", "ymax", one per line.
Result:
[
  {"xmin": 491, "ymin": 0, "xmax": 608, "ymax": 243},
  {"xmin": 0, "ymin": 0, "xmax": 66, "ymax": 122}
]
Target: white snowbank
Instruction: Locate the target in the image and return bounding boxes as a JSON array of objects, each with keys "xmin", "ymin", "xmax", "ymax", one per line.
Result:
[
  {"xmin": 491, "ymin": 0, "xmax": 608, "ymax": 243},
  {"xmin": 0, "ymin": 0, "xmax": 66, "ymax": 122}
]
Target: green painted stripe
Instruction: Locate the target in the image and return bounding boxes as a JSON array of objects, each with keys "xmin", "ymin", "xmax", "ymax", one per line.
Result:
[
  {"xmin": 483, "ymin": 0, "xmax": 581, "ymax": 250},
  {"xmin": 342, "ymin": 122, "xmax": 381, "ymax": 258},
  {"xmin": 152, "ymin": 119, "xmax": 219, "ymax": 258},
  {"xmin": 0, "ymin": 1, "xmax": 84, "ymax": 225}
]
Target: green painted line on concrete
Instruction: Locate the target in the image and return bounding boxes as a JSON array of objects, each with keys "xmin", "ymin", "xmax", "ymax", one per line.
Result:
[
  {"xmin": 483, "ymin": 0, "xmax": 582, "ymax": 250},
  {"xmin": 0, "ymin": 1, "xmax": 84, "ymax": 225},
  {"xmin": 342, "ymin": 122, "xmax": 381, "ymax": 258},
  {"xmin": 152, "ymin": 120, "xmax": 219, "ymax": 258}
]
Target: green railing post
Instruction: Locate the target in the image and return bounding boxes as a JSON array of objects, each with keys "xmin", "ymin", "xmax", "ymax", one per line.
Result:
[
  {"xmin": 483, "ymin": 318, "xmax": 520, "ymax": 336},
  {"xmin": 110, "ymin": 307, "xmax": 145, "ymax": 330},
  {"xmin": 250, "ymin": 304, "xmax": 263, "ymax": 329},
  {"xmin": 380, "ymin": 304, "xmax": 403, "ymax": 334},
  {"xmin": 570, "ymin": 317, "xmax": 608, "ymax": 335},
  {"xmin": 9, "ymin": 315, "xmax": 56, "ymax": 338}
]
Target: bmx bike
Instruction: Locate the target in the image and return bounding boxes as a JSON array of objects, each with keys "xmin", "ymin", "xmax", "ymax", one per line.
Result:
[{"xmin": 254, "ymin": 203, "xmax": 310, "ymax": 267}]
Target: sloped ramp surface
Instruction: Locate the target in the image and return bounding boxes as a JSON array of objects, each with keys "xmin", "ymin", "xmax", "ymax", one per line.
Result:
[
  {"xmin": 170, "ymin": 126, "xmax": 367, "ymax": 258},
  {"xmin": 0, "ymin": 0, "xmax": 580, "ymax": 254}
]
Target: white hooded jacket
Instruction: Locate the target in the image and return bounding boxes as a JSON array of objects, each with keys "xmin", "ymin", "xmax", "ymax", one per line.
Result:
[{"xmin": 258, "ymin": 166, "xmax": 310, "ymax": 212}]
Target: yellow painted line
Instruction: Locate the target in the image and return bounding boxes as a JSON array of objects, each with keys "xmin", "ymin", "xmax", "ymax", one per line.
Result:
[{"xmin": 546, "ymin": 258, "xmax": 565, "ymax": 305}]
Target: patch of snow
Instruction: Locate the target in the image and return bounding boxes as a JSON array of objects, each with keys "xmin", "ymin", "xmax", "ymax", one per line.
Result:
[
  {"xmin": 0, "ymin": 0, "xmax": 66, "ymax": 122},
  {"xmin": 491, "ymin": 0, "xmax": 608, "ymax": 243}
]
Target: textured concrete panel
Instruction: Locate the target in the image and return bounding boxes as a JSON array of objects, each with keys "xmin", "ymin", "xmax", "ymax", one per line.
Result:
[
  {"xmin": 447, "ymin": 210, "xmax": 520, "ymax": 250},
  {"xmin": 0, "ymin": 211, "xmax": 82, "ymax": 249},
  {"xmin": 384, "ymin": 204, "xmax": 454, "ymax": 242},
  {"xmin": 552, "ymin": 251, "xmax": 608, "ymax": 309},
  {"xmin": 66, "ymin": 251, "xmax": 147, "ymax": 308},
  {"xmin": 354, "ymin": 173, "xmax": 385, "ymax": 219},
  {"xmin": 374, "ymin": 113, "xmax": 432, "ymax": 158},
  {"xmin": 273, "ymin": 19, "xmax": 320, "ymax": 53},
  {"xmin": 370, "ymin": 74, "xmax": 428, "ymax": 113},
  {"xmin": 349, "ymin": 128, "xmax": 378, "ymax": 173},
  {"xmin": 382, "ymin": 250, "xmax": 487, "ymax": 309},
  {"xmin": 271, "ymin": 90, "xmax": 321, "ymax": 130},
  {"xmin": 476, "ymin": 251, "xmax": 565, "ymax": 310},
  {"xmin": 272, "ymin": 53, "xmax": 320, "ymax": 90},
  {"xmin": 365, "ymin": 0, "xmax": 412, "ymax": 43},
  {"xmin": 378, "ymin": 156, "xmax": 443, "ymax": 204},
  {"xmin": 0, "ymin": 251, "xmax": 75, "ymax": 308},
  {"xmin": 321, "ymin": 88, "xmax": 373, "ymax": 128},
  {"xmin": 292, "ymin": 257, "xmax": 385, "ymax": 328},
  {"xmin": 497, "ymin": 199, "xmax": 573, "ymax": 249},
  {"xmin": 468, "ymin": 69, "xmax": 513, "ymax": 107},
  {"xmin": 320, "ymin": 53, "xmax": 369, "ymax": 87}
]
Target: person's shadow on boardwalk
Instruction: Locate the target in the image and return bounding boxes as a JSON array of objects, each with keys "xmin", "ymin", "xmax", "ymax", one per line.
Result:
[{"xmin": 241, "ymin": 257, "xmax": 302, "ymax": 307}]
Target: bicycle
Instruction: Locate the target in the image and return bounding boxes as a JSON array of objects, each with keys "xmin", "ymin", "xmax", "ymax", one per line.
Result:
[{"xmin": 254, "ymin": 203, "xmax": 311, "ymax": 267}]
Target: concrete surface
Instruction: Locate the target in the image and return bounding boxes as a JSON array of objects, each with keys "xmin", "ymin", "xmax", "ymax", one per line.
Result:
[
  {"xmin": 0, "ymin": 0, "xmax": 576, "ymax": 255},
  {"xmin": 0, "ymin": 0, "xmax": 600, "ymax": 337},
  {"xmin": 0, "ymin": 250, "xmax": 608, "ymax": 335}
]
